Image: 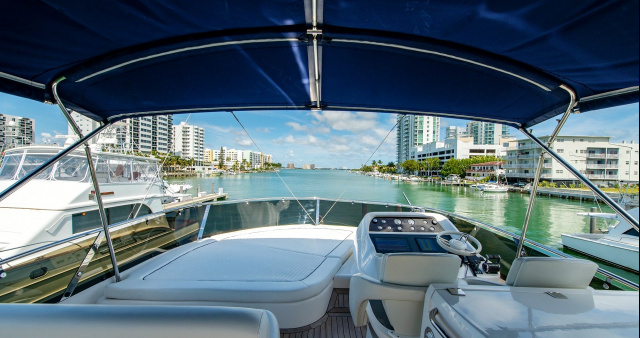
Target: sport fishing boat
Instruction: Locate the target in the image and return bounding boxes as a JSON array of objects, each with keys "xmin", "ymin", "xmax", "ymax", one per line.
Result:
[
  {"xmin": 0, "ymin": 145, "xmax": 170, "ymax": 259},
  {"xmin": 0, "ymin": 1, "xmax": 638, "ymax": 338}
]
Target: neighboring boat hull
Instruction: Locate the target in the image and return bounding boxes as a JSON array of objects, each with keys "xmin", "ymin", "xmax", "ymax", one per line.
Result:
[{"xmin": 561, "ymin": 233, "xmax": 639, "ymax": 272}]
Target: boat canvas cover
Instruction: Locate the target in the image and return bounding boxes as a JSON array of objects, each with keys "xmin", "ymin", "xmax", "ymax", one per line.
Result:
[{"xmin": 0, "ymin": 1, "xmax": 637, "ymax": 127}]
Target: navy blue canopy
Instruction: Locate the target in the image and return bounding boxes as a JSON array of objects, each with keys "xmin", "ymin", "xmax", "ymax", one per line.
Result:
[{"xmin": 0, "ymin": 1, "xmax": 637, "ymax": 128}]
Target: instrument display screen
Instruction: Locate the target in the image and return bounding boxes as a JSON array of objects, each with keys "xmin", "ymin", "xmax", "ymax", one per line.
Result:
[
  {"xmin": 415, "ymin": 237, "xmax": 446, "ymax": 253},
  {"xmin": 372, "ymin": 237, "xmax": 411, "ymax": 253}
]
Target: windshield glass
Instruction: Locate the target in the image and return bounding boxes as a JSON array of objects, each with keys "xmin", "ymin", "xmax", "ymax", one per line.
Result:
[
  {"xmin": 0, "ymin": 153, "xmax": 21, "ymax": 179},
  {"xmin": 53, "ymin": 155, "xmax": 89, "ymax": 181}
]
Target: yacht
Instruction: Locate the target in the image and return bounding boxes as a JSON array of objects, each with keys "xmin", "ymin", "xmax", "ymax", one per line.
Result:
[
  {"xmin": 562, "ymin": 208, "xmax": 639, "ymax": 272},
  {"xmin": 0, "ymin": 145, "xmax": 169, "ymax": 259},
  {"xmin": 478, "ymin": 183, "xmax": 509, "ymax": 193},
  {"xmin": 0, "ymin": 1, "xmax": 638, "ymax": 337}
]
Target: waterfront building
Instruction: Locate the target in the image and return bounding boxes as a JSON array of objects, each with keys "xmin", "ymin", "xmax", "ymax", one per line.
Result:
[
  {"xmin": 0, "ymin": 114, "xmax": 35, "ymax": 149},
  {"xmin": 505, "ymin": 136, "xmax": 640, "ymax": 186},
  {"xmin": 303, "ymin": 164, "xmax": 316, "ymax": 170},
  {"xmin": 465, "ymin": 121, "xmax": 511, "ymax": 145},
  {"xmin": 287, "ymin": 163, "xmax": 295, "ymax": 169},
  {"xmin": 445, "ymin": 126, "xmax": 466, "ymax": 139},
  {"xmin": 66, "ymin": 113, "xmax": 173, "ymax": 154},
  {"xmin": 411, "ymin": 135, "xmax": 515, "ymax": 163},
  {"xmin": 466, "ymin": 161, "xmax": 505, "ymax": 181},
  {"xmin": 173, "ymin": 121, "xmax": 205, "ymax": 162},
  {"xmin": 396, "ymin": 114, "xmax": 440, "ymax": 164},
  {"xmin": 212, "ymin": 147, "xmax": 272, "ymax": 170},
  {"xmin": 204, "ymin": 149, "xmax": 214, "ymax": 164}
]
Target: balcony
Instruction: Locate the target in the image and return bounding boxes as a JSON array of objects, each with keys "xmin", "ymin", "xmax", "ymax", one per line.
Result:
[
  {"xmin": 586, "ymin": 163, "xmax": 619, "ymax": 169},
  {"xmin": 586, "ymin": 153, "xmax": 606, "ymax": 158},
  {"xmin": 586, "ymin": 174, "xmax": 619, "ymax": 180}
]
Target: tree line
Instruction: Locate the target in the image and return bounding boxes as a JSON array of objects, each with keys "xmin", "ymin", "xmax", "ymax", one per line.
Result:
[{"xmin": 359, "ymin": 155, "xmax": 501, "ymax": 178}]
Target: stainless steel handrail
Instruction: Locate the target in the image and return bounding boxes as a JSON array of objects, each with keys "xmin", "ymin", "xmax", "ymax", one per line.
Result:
[{"xmin": 429, "ymin": 308, "xmax": 450, "ymax": 338}]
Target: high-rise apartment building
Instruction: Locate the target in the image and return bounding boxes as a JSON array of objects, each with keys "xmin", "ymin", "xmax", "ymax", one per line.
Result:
[
  {"xmin": 173, "ymin": 121, "xmax": 205, "ymax": 162},
  {"xmin": 465, "ymin": 121, "xmax": 511, "ymax": 145},
  {"xmin": 396, "ymin": 115, "xmax": 440, "ymax": 164},
  {"xmin": 67, "ymin": 113, "xmax": 173, "ymax": 154},
  {"xmin": 0, "ymin": 114, "xmax": 35, "ymax": 149}
]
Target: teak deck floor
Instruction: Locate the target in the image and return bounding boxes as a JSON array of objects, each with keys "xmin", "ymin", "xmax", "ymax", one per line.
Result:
[{"xmin": 280, "ymin": 288, "xmax": 367, "ymax": 338}]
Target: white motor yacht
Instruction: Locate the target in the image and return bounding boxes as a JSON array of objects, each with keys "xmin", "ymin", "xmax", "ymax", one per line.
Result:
[
  {"xmin": 478, "ymin": 183, "xmax": 509, "ymax": 193},
  {"xmin": 0, "ymin": 1, "xmax": 638, "ymax": 337},
  {"xmin": 562, "ymin": 208, "xmax": 639, "ymax": 272},
  {"xmin": 0, "ymin": 145, "xmax": 169, "ymax": 259}
]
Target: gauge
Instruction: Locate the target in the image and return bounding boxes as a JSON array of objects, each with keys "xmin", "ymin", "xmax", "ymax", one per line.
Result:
[
  {"xmin": 410, "ymin": 226, "xmax": 415, "ymax": 231},
  {"xmin": 397, "ymin": 226, "xmax": 402, "ymax": 230},
  {"xmin": 407, "ymin": 219, "xmax": 415, "ymax": 225},
  {"xmin": 373, "ymin": 218, "xmax": 378, "ymax": 223},
  {"xmin": 420, "ymin": 226, "xmax": 425, "ymax": 231},
  {"xmin": 429, "ymin": 226, "xmax": 435, "ymax": 231},
  {"xmin": 377, "ymin": 226, "xmax": 383, "ymax": 230},
  {"xmin": 394, "ymin": 219, "xmax": 402, "ymax": 225},
  {"xmin": 386, "ymin": 226, "xmax": 392, "ymax": 230},
  {"xmin": 381, "ymin": 219, "xmax": 387, "ymax": 224},
  {"xmin": 432, "ymin": 219, "xmax": 438, "ymax": 225}
]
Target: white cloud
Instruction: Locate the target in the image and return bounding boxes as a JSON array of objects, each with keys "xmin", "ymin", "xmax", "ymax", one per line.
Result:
[
  {"xmin": 236, "ymin": 138, "xmax": 252, "ymax": 147},
  {"xmin": 285, "ymin": 122, "xmax": 308, "ymax": 131},
  {"xmin": 310, "ymin": 110, "xmax": 379, "ymax": 132},
  {"xmin": 256, "ymin": 127, "xmax": 270, "ymax": 133}
]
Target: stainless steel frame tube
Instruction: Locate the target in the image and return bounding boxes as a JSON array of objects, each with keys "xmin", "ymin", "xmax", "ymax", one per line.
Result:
[
  {"xmin": 52, "ymin": 77, "xmax": 121, "ymax": 281},
  {"xmin": 516, "ymin": 85, "xmax": 576, "ymax": 258}
]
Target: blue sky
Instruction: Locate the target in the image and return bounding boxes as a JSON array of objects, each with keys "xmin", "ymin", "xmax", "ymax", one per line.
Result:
[{"xmin": 2, "ymin": 92, "xmax": 638, "ymax": 168}]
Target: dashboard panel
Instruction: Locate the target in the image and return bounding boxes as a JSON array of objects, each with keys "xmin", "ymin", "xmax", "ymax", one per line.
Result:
[
  {"xmin": 370, "ymin": 234, "xmax": 448, "ymax": 254},
  {"xmin": 368, "ymin": 216, "xmax": 444, "ymax": 233}
]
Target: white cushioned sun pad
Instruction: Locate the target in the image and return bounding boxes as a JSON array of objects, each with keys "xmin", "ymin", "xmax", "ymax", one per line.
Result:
[
  {"xmin": 144, "ymin": 240, "xmax": 327, "ymax": 282},
  {"xmin": 101, "ymin": 225, "xmax": 355, "ymax": 328}
]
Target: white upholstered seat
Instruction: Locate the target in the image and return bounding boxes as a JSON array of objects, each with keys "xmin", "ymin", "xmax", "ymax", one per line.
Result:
[
  {"xmin": 506, "ymin": 257, "xmax": 598, "ymax": 289},
  {"xmin": 350, "ymin": 253, "xmax": 461, "ymax": 337},
  {"xmin": 0, "ymin": 304, "xmax": 279, "ymax": 338}
]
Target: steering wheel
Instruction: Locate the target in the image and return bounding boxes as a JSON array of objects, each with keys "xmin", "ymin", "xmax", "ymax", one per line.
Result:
[{"xmin": 436, "ymin": 231, "xmax": 482, "ymax": 256}]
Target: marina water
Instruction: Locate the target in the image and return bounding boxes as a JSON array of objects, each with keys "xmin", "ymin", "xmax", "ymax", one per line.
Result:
[{"xmin": 168, "ymin": 170, "xmax": 616, "ymax": 247}]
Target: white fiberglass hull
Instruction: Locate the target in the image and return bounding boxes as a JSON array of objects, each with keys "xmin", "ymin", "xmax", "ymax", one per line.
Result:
[
  {"xmin": 480, "ymin": 186, "xmax": 508, "ymax": 193},
  {"xmin": 561, "ymin": 233, "xmax": 639, "ymax": 272}
]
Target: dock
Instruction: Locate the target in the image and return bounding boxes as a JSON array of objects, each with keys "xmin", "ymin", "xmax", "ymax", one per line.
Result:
[
  {"xmin": 163, "ymin": 192, "xmax": 228, "ymax": 210},
  {"xmin": 511, "ymin": 187, "xmax": 638, "ymax": 205}
]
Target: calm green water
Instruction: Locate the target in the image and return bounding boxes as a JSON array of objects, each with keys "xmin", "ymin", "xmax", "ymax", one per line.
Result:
[{"xmin": 168, "ymin": 170, "xmax": 614, "ymax": 247}]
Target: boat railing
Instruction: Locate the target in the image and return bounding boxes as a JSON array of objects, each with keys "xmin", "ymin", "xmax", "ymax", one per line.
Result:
[{"xmin": 1, "ymin": 197, "xmax": 637, "ymax": 304}]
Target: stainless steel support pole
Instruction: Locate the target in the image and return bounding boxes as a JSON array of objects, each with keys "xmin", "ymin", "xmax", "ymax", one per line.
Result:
[
  {"xmin": 516, "ymin": 85, "xmax": 577, "ymax": 258},
  {"xmin": 520, "ymin": 128, "xmax": 639, "ymax": 231},
  {"xmin": 52, "ymin": 77, "xmax": 121, "ymax": 281}
]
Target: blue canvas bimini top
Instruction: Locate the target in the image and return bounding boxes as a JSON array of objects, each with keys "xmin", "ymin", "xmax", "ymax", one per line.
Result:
[{"xmin": 0, "ymin": 0, "xmax": 637, "ymax": 127}]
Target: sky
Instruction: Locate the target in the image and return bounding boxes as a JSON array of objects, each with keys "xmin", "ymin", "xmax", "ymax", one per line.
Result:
[{"xmin": 1, "ymin": 92, "xmax": 638, "ymax": 169}]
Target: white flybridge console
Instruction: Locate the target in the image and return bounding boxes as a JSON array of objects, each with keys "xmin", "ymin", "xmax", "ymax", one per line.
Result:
[
  {"xmin": 350, "ymin": 212, "xmax": 502, "ymax": 338},
  {"xmin": 354, "ymin": 212, "xmax": 491, "ymax": 280}
]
